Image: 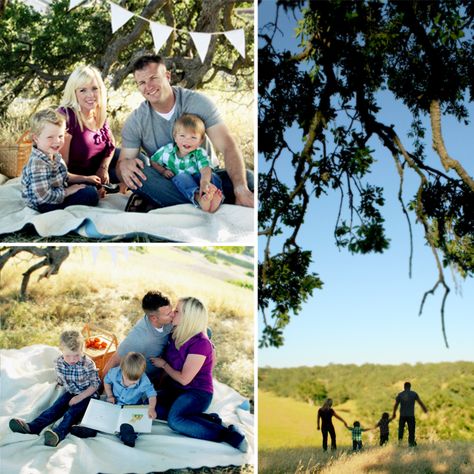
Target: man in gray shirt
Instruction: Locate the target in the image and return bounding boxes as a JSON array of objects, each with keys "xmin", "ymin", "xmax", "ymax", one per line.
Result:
[
  {"xmin": 392, "ymin": 381, "xmax": 428, "ymax": 447},
  {"xmin": 102, "ymin": 291, "xmax": 174, "ymax": 386},
  {"xmin": 117, "ymin": 54, "xmax": 254, "ymax": 209}
]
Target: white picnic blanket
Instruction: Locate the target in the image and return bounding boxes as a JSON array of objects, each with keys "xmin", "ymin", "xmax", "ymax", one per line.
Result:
[
  {"xmin": 0, "ymin": 177, "xmax": 254, "ymax": 243},
  {"xmin": 0, "ymin": 345, "xmax": 254, "ymax": 474}
]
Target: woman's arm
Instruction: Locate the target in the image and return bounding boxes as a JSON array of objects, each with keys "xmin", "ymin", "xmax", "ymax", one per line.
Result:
[
  {"xmin": 59, "ymin": 133, "xmax": 72, "ymax": 165},
  {"xmin": 333, "ymin": 411, "xmax": 348, "ymax": 426},
  {"xmin": 152, "ymin": 354, "xmax": 206, "ymax": 386}
]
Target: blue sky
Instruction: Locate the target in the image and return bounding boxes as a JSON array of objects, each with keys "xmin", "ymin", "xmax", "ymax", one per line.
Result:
[{"xmin": 258, "ymin": 2, "xmax": 474, "ymax": 367}]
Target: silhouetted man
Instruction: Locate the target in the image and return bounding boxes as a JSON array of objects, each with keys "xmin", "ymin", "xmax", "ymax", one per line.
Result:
[{"xmin": 392, "ymin": 381, "xmax": 428, "ymax": 447}]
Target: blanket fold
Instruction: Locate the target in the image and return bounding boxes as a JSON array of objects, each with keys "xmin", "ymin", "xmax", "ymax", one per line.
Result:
[{"xmin": 0, "ymin": 178, "xmax": 253, "ymax": 243}]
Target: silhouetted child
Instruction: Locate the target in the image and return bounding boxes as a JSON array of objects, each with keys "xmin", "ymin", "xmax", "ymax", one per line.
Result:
[
  {"xmin": 347, "ymin": 420, "xmax": 370, "ymax": 451},
  {"xmin": 374, "ymin": 412, "xmax": 394, "ymax": 446},
  {"xmin": 9, "ymin": 330, "xmax": 100, "ymax": 447}
]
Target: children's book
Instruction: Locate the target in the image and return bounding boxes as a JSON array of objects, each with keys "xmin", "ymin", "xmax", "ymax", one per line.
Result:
[{"xmin": 80, "ymin": 398, "xmax": 153, "ymax": 434}]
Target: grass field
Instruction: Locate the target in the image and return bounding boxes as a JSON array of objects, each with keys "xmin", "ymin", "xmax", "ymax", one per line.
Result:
[{"xmin": 259, "ymin": 390, "xmax": 474, "ymax": 473}]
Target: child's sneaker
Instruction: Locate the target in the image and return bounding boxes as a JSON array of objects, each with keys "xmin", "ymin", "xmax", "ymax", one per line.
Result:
[
  {"xmin": 44, "ymin": 429, "xmax": 60, "ymax": 447},
  {"xmin": 119, "ymin": 423, "xmax": 137, "ymax": 447},
  {"xmin": 9, "ymin": 418, "xmax": 31, "ymax": 434},
  {"xmin": 70, "ymin": 425, "xmax": 97, "ymax": 438}
]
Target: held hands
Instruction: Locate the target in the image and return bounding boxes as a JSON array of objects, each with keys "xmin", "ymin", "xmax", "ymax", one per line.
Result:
[{"xmin": 118, "ymin": 158, "xmax": 146, "ymax": 190}]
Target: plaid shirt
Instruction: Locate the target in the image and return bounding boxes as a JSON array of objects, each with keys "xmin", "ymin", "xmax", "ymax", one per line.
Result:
[
  {"xmin": 150, "ymin": 143, "xmax": 211, "ymax": 176},
  {"xmin": 55, "ymin": 354, "xmax": 100, "ymax": 395},
  {"xmin": 349, "ymin": 426, "xmax": 363, "ymax": 441},
  {"xmin": 21, "ymin": 146, "xmax": 68, "ymax": 210}
]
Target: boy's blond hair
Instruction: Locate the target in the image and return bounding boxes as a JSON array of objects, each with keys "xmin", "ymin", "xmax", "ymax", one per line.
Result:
[
  {"xmin": 173, "ymin": 114, "xmax": 206, "ymax": 140},
  {"xmin": 172, "ymin": 297, "xmax": 208, "ymax": 349},
  {"xmin": 120, "ymin": 352, "xmax": 146, "ymax": 381},
  {"xmin": 60, "ymin": 65, "xmax": 107, "ymax": 131},
  {"xmin": 30, "ymin": 108, "xmax": 66, "ymax": 137},
  {"xmin": 59, "ymin": 330, "xmax": 84, "ymax": 353}
]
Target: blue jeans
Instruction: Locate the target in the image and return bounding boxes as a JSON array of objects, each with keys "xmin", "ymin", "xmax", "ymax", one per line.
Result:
[
  {"xmin": 156, "ymin": 387, "xmax": 231, "ymax": 443},
  {"xmin": 36, "ymin": 185, "xmax": 99, "ymax": 213},
  {"xmin": 27, "ymin": 391, "xmax": 93, "ymax": 441},
  {"xmin": 172, "ymin": 172, "xmax": 223, "ymax": 207},
  {"xmin": 134, "ymin": 158, "xmax": 254, "ymax": 208}
]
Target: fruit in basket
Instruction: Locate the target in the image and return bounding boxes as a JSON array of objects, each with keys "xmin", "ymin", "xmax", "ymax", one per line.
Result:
[{"xmin": 85, "ymin": 337, "xmax": 107, "ymax": 350}]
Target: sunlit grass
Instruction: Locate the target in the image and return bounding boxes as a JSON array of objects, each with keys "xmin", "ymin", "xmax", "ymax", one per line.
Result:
[{"xmin": 0, "ymin": 247, "xmax": 254, "ymax": 399}]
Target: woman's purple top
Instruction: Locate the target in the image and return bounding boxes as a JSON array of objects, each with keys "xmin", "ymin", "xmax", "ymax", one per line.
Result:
[
  {"xmin": 165, "ymin": 332, "xmax": 214, "ymax": 393},
  {"xmin": 58, "ymin": 107, "xmax": 115, "ymax": 175}
]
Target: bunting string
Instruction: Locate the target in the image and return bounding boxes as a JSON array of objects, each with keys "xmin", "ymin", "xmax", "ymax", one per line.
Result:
[{"xmin": 69, "ymin": 0, "xmax": 246, "ymax": 63}]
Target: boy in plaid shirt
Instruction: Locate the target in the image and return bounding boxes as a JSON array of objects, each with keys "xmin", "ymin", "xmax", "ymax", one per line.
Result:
[
  {"xmin": 347, "ymin": 420, "xmax": 371, "ymax": 451},
  {"xmin": 150, "ymin": 114, "xmax": 224, "ymax": 213},
  {"xmin": 21, "ymin": 108, "xmax": 101, "ymax": 213},
  {"xmin": 9, "ymin": 330, "xmax": 100, "ymax": 447}
]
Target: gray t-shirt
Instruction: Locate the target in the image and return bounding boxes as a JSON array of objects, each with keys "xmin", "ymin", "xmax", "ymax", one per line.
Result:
[
  {"xmin": 121, "ymin": 86, "xmax": 222, "ymax": 158},
  {"xmin": 117, "ymin": 315, "xmax": 173, "ymax": 377},
  {"xmin": 396, "ymin": 389, "xmax": 420, "ymax": 417}
]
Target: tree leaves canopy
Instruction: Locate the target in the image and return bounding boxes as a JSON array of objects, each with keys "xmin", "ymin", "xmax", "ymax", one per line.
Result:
[
  {"xmin": 259, "ymin": 0, "xmax": 474, "ymax": 348},
  {"xmin": 0, "ymin": 0, "xmax": 254, "ymax": 115}
]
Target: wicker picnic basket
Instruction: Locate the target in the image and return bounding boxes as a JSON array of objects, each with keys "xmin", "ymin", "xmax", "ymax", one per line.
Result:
[
  {"xmin": 82, "ymin": 324, "xmax": 119, "ymax": 379},
  {"xmin": 0, "ymin": 131, "xmax": 32, "ymax": 178}
]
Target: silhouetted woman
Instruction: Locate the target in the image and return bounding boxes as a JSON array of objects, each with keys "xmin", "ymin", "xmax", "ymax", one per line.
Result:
[{"xmin": 317, "ymin": 398, "xmax": 348, "ymax": 450}]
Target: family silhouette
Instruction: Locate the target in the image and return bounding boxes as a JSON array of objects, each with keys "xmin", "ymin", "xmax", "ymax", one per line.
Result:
[{"xmin": 317, "ymin": 382, "xmax": 428, "ymax": 451}]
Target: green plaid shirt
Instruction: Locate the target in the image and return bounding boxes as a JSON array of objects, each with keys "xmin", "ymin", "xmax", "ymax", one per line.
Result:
[
  {"xmin": 150, "ymin": 142, "xmax": 211, "ymax": 175},
  {"xmin": 349, "ymin": 426, "xmax": 363, "ymax": 441}
]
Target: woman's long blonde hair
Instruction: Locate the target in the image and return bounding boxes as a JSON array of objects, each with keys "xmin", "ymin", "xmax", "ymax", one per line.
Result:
[
  {"xmin": 172, "ymin": 297, "xmax": 208, "ymax": 349},
  {"xmin": 60, "ymin": 65, "xmax": 107, "ymax": 131}
]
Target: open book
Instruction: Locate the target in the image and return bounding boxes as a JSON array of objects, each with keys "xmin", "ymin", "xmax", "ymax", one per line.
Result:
[{"xmin": 80, "ymin": 398, "xmax": 153, "ymax": 434}]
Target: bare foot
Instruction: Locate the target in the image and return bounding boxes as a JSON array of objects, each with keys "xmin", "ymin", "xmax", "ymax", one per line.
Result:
[
  {"xmin": 196, "ymin": 187, "xmax": 216, "ymax": 212},
  {"xmin": 208, "ymin": 189, "xmax": 223, "ymax": 213}
]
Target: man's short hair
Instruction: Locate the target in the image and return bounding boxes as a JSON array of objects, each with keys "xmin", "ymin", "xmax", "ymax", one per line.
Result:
[
  {"xmin": 142, "ymin": 291, "xmax": 170, "ymax": 312},
  {"xmin": 132, "ymin": 54, "xmax": 167, "ymax": 73},
  {"xmin": 59, "ymin": 330, "xmax": 84, "ymax": 352},
  {"xmin": 404, "ymin": 382, "xmax": 411, "ymax": 390}
]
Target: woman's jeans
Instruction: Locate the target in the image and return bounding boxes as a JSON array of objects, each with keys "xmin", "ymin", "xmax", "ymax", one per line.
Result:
[
  {"xmin": 171, "ymin": 172, "xmax": 223, "ymax": 207},
  {"xmin": 156, "ymin": 387, "xmax": 229, "ymax": 442},
  {"xmin": 321, "ymin": 423, "xmax": 337, "ymax": 450},
  {"xmin": 27, "ymin": 391, "xmax": 93, "ymax": 441},
  {"xmin": 36, "ymin": 185, "xmax": 99, "ymax": 213}
]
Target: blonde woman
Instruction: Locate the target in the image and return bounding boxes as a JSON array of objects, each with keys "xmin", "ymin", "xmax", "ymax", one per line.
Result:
[
  {"xmin": 58, "ymin": 65, "xmax": 119, "ymax": 186},
  {"xmin": 151, "ymin": 297, "xmax": 248, "ymax": 452},
  {"xmin": 317, "ymin": 398, "xmax": 348, "ymax": 451}
]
